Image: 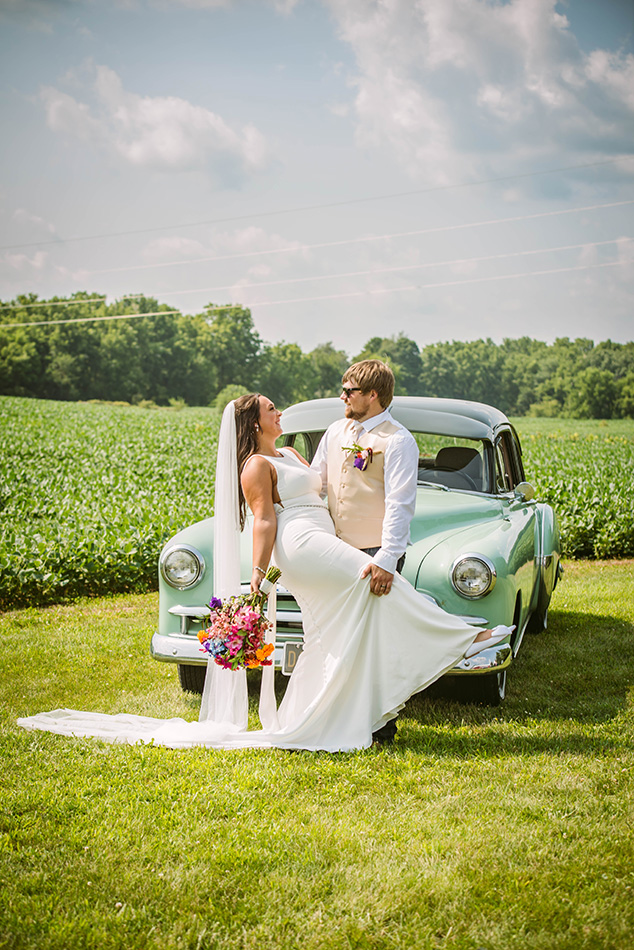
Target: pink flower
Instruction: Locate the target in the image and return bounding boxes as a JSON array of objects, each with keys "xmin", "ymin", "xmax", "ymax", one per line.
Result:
[{"xmin": 226, "ymin": 634, "xmax": 244, "ymax": 657}]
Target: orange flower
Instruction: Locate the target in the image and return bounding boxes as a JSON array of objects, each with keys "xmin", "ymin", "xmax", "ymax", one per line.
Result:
[
  {"xmin": 197, "ymin": 629, "xmax": 209, "ymax": 644},
  {"xmin": 245, "ymin": 659, "xmax": 261, "ymax": 668},
  {"xmin": 256, "ymin": 643, "xmax": 274, "ymax": 661}
]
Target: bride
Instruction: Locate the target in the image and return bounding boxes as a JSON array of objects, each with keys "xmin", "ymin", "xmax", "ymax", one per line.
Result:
[{"xmin": 18, "ymin": 394, "xmax": 512, "ymax": 752}]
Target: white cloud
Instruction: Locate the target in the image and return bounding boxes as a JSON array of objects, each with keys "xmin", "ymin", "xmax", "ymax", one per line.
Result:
[
  {"xmin": 585, "ymin": 49, "xmax": 634, "ymax": 111},
  {"xmin": 1, "ymin": 250, "xmax": 48, "ymax": 272},
  {"xmin": 325, "ymin": 0, "xmax": 634, "ymax": 185},
  {"xmin": 151, "ymin": 0, "xmax": 231, "ymax": 8},
  {"xmin": 40, "ymin": 64, "xmax": 270, "ymax": 183},
  {"xmin": 208, "ymin": 225, "xmax": 305, "ymax": 256},
  {"xmin": 142, "ymin": 236, "xmax": 209, "ymax": 263},
  {"xmin": 615, "ymin": 236, "xmax": 634, "ymax": 281},
  {"xmin": 136, "ymin": 226, "xmax": 308, "ymax": 308},
  {"xmin": 13, "ymin": 208, "xmax": 58, "ymax": 236},
  {"xmin": 146, "ymin": 0, "xmax": 300, "ymax": 11},
  {"xmin": 328, "ymin": 102, "xmax": 350, "ymax": 117}
]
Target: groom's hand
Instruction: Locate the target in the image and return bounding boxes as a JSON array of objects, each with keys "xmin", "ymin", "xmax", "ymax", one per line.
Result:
[{"xmin": 361, "ymin": 563, "xmax": 394, "ymax": 596}]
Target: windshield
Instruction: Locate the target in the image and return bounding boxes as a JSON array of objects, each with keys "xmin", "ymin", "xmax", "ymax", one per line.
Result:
[
  {"xmin": 283, "ymin": 429, "xmax": 493, "ymax": 493},
  {"xmin": 413, "ymin": 432, "xmax": 490, "ymax": 493}
]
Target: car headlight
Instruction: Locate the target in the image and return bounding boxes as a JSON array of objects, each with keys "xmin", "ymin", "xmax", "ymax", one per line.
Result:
[
  {"xmin": 160, "ymin": 545, "xmax": 205, "ymax": 589},
  {"xmin": 451, "ymin": 554, "xmax": 496, "ymax": 598}
]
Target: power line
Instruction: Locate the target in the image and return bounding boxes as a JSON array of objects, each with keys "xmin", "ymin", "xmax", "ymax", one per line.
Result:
[
  {"xmin": 85, "ymin": 198, "xmax": 634, "ymax": 276},
  {"xmin": 232, "ymin": 258, "xmax": 632, "ymax": 306},
  {"xmin": 0, "ymin": 296, "xmax": 108, "ymax": 313},
  {"xmin": 3, "ymin": 258, "xmax": 630, "ymax": 329},
  {"xmin": 1, "ymin": 309, "xmax": 182, "ymax": 329},
  {"xmin": 2, "ymin": 157, "xmax": 632, "ymax": 252},
  {"xmin": 2, "ymin": 236, "xmax": 625, "ymax": 313},
  {"xmin": 101, "ymin": 238, "xmax": 634, "ymax": 299}
]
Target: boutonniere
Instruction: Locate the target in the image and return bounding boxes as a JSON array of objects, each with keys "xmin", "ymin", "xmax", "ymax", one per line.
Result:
[{"xmin": 341, "ymin": 441, "xmax": 378, "ymax": 471}]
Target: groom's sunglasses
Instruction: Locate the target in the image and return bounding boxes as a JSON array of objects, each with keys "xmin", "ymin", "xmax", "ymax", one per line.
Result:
[{"xmin": 341, "ymin": 386, "xmax": 363, "ymax": 397}]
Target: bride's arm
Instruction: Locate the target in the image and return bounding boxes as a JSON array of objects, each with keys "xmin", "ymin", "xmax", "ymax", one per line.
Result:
[{"xmin": 241, "ymin": 456, "xmax": 278, "ymax": 592}]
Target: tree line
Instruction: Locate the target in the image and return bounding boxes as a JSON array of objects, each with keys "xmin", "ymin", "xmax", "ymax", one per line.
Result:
[{"xmin": 1, "ymin": 292, "xmax": 633, "ymax": 418}]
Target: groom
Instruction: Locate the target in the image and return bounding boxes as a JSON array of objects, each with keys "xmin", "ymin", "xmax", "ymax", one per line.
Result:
[{"xmin": 310, "ymin": 359, "xmax": 420, "ymax": 742}]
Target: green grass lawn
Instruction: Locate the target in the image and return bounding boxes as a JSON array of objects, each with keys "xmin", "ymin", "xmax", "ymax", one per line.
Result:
[{"xmin": 2, "ymin": 560, "xmax": 633, "ymax": 950}]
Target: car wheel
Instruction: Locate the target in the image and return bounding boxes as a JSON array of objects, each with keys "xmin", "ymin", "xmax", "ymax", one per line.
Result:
[
  {"xmin": 527, "ymin": 585, "xmax": 551, "ymax": 633},
  {"xmin": 177, "ymin": 663, "xmax": 206, "ymax": 694},
  {"xmin": 463, "ymin": 670, "xmax": 507, "ymax": 707}
]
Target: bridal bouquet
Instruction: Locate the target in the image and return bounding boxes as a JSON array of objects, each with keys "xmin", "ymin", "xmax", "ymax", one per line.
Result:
[{"xmin": 198, "ymin": 566, "xmax": 281, "ymax": 671}]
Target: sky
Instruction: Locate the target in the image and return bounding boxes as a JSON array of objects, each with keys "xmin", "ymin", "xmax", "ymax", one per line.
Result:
[{"xmin": 1, "ymin": 0, "xmax": 633, "ymax": 355}]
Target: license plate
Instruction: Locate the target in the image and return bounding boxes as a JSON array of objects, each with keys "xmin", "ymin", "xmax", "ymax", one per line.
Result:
[{"xmin": 282, "ymin": 641, "xmax": 304, "ymax": 675}]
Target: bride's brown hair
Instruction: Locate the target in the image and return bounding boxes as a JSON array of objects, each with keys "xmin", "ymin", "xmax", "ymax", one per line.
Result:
[{"xmin": 234, "ymin": 392, "xmax": 261, "ymax": 529}]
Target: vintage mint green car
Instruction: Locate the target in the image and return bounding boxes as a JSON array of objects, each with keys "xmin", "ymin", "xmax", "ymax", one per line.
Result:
[{"xmin": 151, "ymin": 396, "xmax": 562, "ymax": 706}]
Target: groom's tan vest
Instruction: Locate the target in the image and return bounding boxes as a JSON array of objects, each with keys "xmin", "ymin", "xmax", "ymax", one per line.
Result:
[{"xmin": 327, "ymin": 417, "xmax": 401, "ymax": 549}]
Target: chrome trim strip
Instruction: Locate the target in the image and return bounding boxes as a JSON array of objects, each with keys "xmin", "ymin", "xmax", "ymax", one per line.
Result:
[
  {"xmin": 448, "ymin": 643, "xmax": 512, "ymax": 674},
  {"xmin": 168, "ymin": 605, "xmax": 210, "ymax": 617}
]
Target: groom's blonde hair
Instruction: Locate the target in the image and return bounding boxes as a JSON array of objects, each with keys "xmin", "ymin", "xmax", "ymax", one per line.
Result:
[{"xmin": 342, "ymin": 360, "xmax": 394, "ymax": 409}]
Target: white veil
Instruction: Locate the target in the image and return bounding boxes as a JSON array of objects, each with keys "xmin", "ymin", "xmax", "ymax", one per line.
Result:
[
  {"xmin": 198, "ymin": 399, "xmax": 279, "ymax": 732},
  {"xmin": 198, "ymin": 400, "xmax": 248, "ymax": 727},
  {"xmin": 17, "ymin": 397, "xmax": 279, "ymax": 746}
]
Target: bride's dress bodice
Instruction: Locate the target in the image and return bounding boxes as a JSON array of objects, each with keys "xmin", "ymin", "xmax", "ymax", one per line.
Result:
[{"xmin": 266, "ymin": 449, "xmax": 326, "ymax": 511}]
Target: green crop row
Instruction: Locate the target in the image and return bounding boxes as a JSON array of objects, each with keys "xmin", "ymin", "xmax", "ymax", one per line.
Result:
[
  {"xmin": 1, "ymin": 398, "xmax": 633, "ymax": 609},
  {"xmin": 0, "ymin": 397, "xmax": 221, "ymax": 609},
  {"xmin": 518, "ymin": 418, "xmax": 634, "ymax": 559}
]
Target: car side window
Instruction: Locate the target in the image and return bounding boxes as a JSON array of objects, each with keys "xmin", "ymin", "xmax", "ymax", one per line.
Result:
[
  {"xmin": 495, "ymin": 443, "xmax": 511, "ymax": 492},
  {"xmin": 281, "ymin": 431, "xmax": 325, "ymax": 463},
  {"xmin": 495, "ymin": 431, "xmax": 523, "ymax": 491},
  {"xmin": 510, "ymin": 432, "xmax": 526, "ymax": 482},
  {"xmin": 290, "ymin": 433, "xmax": 310, "ymax": 460}
]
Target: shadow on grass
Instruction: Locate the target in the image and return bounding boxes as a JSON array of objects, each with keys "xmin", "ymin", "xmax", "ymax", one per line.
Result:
[
  {"xmin": 177, "ymin": 607, "xmax": 633, "ymax": 758},
  {"xmin": 392, "ymin": 607, "xmax": 634, "ymax": 756}
]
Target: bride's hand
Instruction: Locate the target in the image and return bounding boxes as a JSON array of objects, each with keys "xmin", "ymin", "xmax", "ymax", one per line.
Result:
[{"xmin": 251, "ymin": 569, "xmax": 263, "ymax": 593}]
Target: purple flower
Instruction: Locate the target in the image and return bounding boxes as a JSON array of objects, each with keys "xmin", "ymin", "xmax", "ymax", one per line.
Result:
[
  {"xmin": 208, "ymin": 596, "xmax": 223, "ymax": 611},
  {"xmin": 204, "ymin": 640, "xmax": 227, "ymax": 657}
]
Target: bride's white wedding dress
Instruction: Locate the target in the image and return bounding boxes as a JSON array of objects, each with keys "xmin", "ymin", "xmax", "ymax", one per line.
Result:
[{"xmin": 18, "ymin": 450, "xmax": 484, "ymax": 752}]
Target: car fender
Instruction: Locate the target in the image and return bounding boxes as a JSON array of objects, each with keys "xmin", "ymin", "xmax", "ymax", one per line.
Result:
[
  {"xmin": 410, "ymin": 516, "xmax": 529, "ymax": 631},
  {"xmin": 534, "ymin": 503, "xmax": 561, "ymax": 599}
]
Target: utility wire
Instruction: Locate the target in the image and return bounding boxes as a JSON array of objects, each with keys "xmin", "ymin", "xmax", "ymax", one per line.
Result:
[
  {"xmin": 1, "ymin": 236, "xmax": 627, "ymax": 312},
  {"xmin": 3, "ymin": 258, "xmax": 631, "ymax": 329},
  {"xmin": 2, "ymin": 157, "xmax": 632, "ymax": 252},
  {"xmin": 1, "ymin": 309, "xmax": 182, "ymax": 329},
  {"xmin": 2, "ymin": 198, "xmax": 631, "ymax": 314},
  {"xmin": 85, "ymin": 198, "xmax": 634, "ymax": 276},
  {"xmin": 75, "ymin": 238, "xmax": 634, "ymax": 299}
]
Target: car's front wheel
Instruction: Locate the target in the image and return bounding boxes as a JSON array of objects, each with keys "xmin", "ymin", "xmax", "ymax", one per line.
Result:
[
  {"xmin": 177, "ymin": 663, "xmax": 206, "ymax": 694},
  {"xmin": 464, "ymin": 669, "xmax": 507, "ymax": 706}
]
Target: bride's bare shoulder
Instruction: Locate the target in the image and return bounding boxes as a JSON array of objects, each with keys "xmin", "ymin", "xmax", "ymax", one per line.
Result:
[
  {"xmin": 282, "ymin": 446, "xmax": 309, "ymax": 466},
  {"xmin": 241, "ymin": 454, "xmax": 273, "ymax": 481}
]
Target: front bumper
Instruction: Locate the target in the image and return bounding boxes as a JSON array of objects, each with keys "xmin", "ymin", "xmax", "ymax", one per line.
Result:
[
  {"xmin": 151, "ymin": 592, "xmax": 513, "ymax": 677},
  {"xmin": 151, "ymin": 632, "xmax": 512, "ymax": 676},
  {"xmin": 151, "ymin": 630, "xmax": 295, "ymax": 671}
]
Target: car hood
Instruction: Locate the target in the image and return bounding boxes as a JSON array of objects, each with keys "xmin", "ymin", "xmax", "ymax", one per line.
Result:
[
  {"xmin": 409, "ymin": 488, "xmax": 506, "ymax": 557},
  {"xmin": 162, "ymin": 489, "xmax": 510, "ymax": 587}
]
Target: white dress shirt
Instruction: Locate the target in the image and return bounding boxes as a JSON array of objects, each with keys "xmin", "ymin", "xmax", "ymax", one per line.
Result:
[{"xmin": 310, "ymin": 408, "xmax": 419, "ymax": 574}]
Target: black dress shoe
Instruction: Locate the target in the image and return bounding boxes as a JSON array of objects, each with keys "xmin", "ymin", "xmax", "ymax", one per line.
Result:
[{"xmin": 372, "ymin": 719, "xmax": 397, "ymax": 744}]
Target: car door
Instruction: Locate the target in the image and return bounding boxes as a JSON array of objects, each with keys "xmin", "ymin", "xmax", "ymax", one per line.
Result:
[{"xmin": 495, "ymin": 428, "xmax": 538, "ymax": 633}]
